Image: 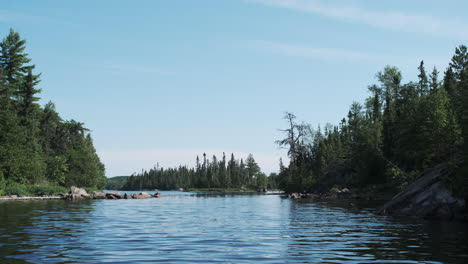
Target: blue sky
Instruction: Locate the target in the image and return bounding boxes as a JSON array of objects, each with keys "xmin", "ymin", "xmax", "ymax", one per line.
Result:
[{"xmin": 1, "ymin": 0, "xmax": 467, "ymax": 176}]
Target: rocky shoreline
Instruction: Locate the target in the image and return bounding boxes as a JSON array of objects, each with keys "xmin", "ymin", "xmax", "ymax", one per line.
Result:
[
  {"xmin": 377, "ymin": 164, "xmax": 466, "ymax": 221},
  {"xmin": 284, "ymin": 164, "xmax": 467, "ymax": 222},
  {"xmin": 284, "ymin": 188, "xmax": 353, "ymax": 200},
  {"xmin": 0, "ymin": 186, "xmax": 161, "ymax": 201}
]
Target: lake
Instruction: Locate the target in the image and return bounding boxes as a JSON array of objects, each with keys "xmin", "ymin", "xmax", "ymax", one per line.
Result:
[{"xmin": 1, "ymin": 192, "xmax": 467, "ymax": 263}]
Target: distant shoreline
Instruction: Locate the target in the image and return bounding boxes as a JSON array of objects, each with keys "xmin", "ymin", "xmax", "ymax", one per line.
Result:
[{"xmin": 0, "ymin": 196, "xmax": 63, "ymax": 201}]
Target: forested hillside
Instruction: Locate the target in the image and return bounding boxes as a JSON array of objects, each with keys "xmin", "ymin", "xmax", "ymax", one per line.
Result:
[
  {"xmin": 105, "ymin": 176, "xmax": 129, "ymax": 190},
  {"xmin": 0, "ymin": 29, "xmax": 106, "ymax": 195},
  {"xmin": 276, "ymin": 46, "xmax": 468, "ymax": 196},
  {"xmin": 123, "ymin": 153, "xmax": 272, "ymax": 191}
]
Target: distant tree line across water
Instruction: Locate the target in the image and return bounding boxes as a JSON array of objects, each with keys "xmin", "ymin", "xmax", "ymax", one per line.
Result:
[
  {"xmin": 2, "ymin": 28, "xmax": 467, "ymax": 197},
  {"xmin": 0, "ymin": 29, "xmax": 106, "ymax": 195},
  {"xmin": 116, "ymin": 46, "xmax": 468, "ymax": 196},
  {"xmin": 122, "ymin": 153, "xmax": 277, "ymax": 191},
  {"xmin": 275, "ymin": 45, "xmax": 468, "ymax": 196}
]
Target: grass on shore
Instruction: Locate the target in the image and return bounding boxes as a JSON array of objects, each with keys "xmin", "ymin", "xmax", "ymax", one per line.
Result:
[
  {"xmin": 0, "ymin": 180, "xmax": 102, "ymax": 197},
  {"xmin": 0, "ymin": 181, "xmax": 68, "ymax": 196}
]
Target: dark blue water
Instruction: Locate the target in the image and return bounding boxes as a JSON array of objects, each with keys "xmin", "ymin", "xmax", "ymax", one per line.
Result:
[{"xmin": 1, "ymin": 192, "xmax": 467, "ymax": 263}]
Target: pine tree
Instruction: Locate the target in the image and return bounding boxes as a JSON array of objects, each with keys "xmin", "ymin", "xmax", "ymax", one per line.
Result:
[
  {"xmin": 0, "ymin": 29, "xmax": 38, "ymax": 101},
  {"xmin": 18, "ymin": 69, "xmax": 41, "ymax": 119},
  {"xmin": 449, "ymin": 45, "xmax": 468, "ymax": 81}
]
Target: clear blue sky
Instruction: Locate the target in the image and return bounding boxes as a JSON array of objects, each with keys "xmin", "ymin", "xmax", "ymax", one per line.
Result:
[{"xmin": 1, "ymin": 0, "xmax": 467, "ymax": 176}]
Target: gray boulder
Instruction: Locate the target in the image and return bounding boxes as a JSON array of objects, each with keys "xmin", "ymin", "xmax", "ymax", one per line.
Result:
[
  {"xmin": 92, "ymin": 192, "xmax": 107, "ymax": 199},
  {"xmin": 106, "ymin": 192, "xmax": 122, "ymax": 199},
  {"xmin": 132, "ymin": 192, "xmax": 152, "ymax": 199},
  {"xmin": 67, "ymin": 186, "xmax": 90, "ymax": 200},
  {"xmin": 288, "ymin": 193, "xmax": 301, "ymax": 199},
  {"xmin": 377, "ymin": 164, "xmax": 465, "ymax": 220}
]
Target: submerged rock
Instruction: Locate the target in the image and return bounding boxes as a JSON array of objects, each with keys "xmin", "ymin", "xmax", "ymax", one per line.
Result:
[
  {"xmin": 152, "ymin": 192, "xmax": 161, "ymax": 198},
  {"xmin": 377, "ymin": 164, "xmax": 465, "ymax": 221}
]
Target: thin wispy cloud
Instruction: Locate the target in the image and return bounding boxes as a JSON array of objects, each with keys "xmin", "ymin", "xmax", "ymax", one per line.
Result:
[
  {"xmin": 255, "ymin": 40, "xmax": 447, "ymax": 67},
  {"xmin": 245, "ymin": 0, "xmax": 468, "ymax": 40},
  {"xmin": 104, "ymin": 64, "xmax": 175, "ymax": 76},
  {"xmin": 0, "ymin": 10, "xmax": 78, "ymax": 27}
]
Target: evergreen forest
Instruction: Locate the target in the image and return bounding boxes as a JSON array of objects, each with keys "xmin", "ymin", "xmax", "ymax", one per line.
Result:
[
  {"xmin": 2, "ymin": 28, "xmax": 468, "ymax": 199},
  {"xmin": 123, "ymin": 153, "xmax": 274, "ymax": 191},
  {"xmin": 275, "ymin": 46, "xmax": 468, "ymax": 197},
  {"xmin": 0, "ymin": 29, "xmax": 106, "ymax": 196}
]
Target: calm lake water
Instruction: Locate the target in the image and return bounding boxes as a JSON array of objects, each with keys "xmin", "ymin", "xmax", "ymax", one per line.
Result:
[{"xmin": 1, "ymin": 191, "xmax": 467, "ymax": 264}]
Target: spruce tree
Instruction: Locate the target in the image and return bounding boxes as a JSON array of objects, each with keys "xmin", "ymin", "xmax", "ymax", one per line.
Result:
[
  {"xmin": 429, "ymin": 66, "xmax": 439, "ymax": 93},
  {"xmin": 418, "ymin": 60, "xmax": 429, "ymax": 96},
  {"xmin": 461, "ymin": 69, "xmax": 468, "ymax": 157}
]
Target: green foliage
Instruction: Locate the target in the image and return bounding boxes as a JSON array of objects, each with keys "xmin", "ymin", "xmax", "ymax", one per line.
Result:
[
  {"xmin": 83, "ymin": 186, "xmax": 101, "ymax": 194},
  {"xmin": 255, "ymin": 172, "xmax": 268, "ymax": 189},
  {"xmin": 105, "ymin": 176, "xmax": 129, "ymax": 190},
  {"xmin": 1, "ymin": 181, "xmax": 30, "ymax": 196},
  {"xmin": 46, "ymin": 156, "xmax": 68, "ymax": 185},
  {"xmin": 0, "ymin": 29, "xmax": 106, "ymax": 195},
  {"xmin": 276, "ymin": 46, "xmax": 468, "ymax": 196},
  {"xmin": 26, "ymin": 184, "xmax": 68, "ymax": 196},
  {"xmin": 0, "ymin": 180, "xmax": 68, "ymax": 196},
  {"xmin": 185, "ymin": 188, "xmax": 256, "ymax": 193},
  {"xmin": 443, "ymin": 164, "xmax": 468, "ymax": 198},
  {"xmin": 123, "ymin": 153, "xmax": 265, "ymax": 191}
]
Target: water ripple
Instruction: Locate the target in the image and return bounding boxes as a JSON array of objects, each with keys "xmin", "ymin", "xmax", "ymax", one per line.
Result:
[{"xmin": 1, "ymin": 193, "xmax": 467, "ymax": 263}]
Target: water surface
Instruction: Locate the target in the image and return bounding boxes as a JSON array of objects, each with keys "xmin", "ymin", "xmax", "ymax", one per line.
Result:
[{"xmin": 1, "ymin": 192, "xmax": 467, "ymax": 263}]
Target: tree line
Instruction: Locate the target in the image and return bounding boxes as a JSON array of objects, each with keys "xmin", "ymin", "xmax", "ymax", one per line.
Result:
[
  {"xmin": 122, "ymin": 153, "xmax": 273, "ymax": 190},
  {"xmin": 0, "ymin": 29, "xmax": 106, "ymax": 192},
  {"xmin": 276, "ymin": 45, "xmax": 468, "ymax": 196}
]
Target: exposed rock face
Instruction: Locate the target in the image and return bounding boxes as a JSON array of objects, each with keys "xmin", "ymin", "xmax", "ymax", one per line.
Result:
[
  {"xmin": 124, "ymin": 193, "xmax": 131, "ymax": 199},
  {"xmin": 377, "ymin": 164, "xmax": 465, "ymax": 220},
  {"xmin": 132, "ymin": 192, "xmax": 152, "ymax": 199},
  {"xmin": 67, "ymin": 186, "xmax": 90, "ymax": 200}
]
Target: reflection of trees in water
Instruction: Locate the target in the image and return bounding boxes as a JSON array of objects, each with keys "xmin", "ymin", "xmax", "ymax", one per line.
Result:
[
  {"xmin": 0, "ymin": 200, "xmax": 96, "ymax": 263},
  {"xmin": 285, "ymin": 199, "xmax": 468, "ymax": 263}
]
